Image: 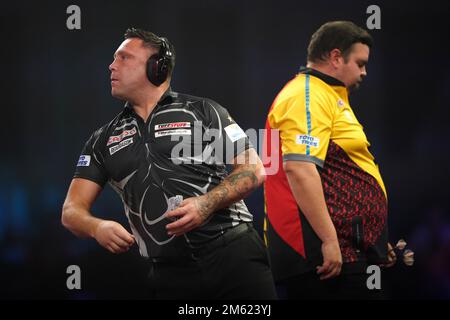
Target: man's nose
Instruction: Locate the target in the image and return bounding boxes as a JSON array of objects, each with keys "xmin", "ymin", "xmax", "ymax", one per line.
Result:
[
  {"xmin": 361, "ymin": 66, "xmax": 367, "ymax": 77},
  {"xmin": 109, "ymin": 60, "xmax": 116, "ymax": 71}
]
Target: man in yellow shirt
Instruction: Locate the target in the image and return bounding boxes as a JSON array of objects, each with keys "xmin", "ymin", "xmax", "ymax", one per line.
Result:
[{"xmin": 263, "ymin": 21, "xmax": 396, "ymax": 299}]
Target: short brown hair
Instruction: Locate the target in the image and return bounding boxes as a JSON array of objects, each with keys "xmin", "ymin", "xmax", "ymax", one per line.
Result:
[{"xmin": 307, "ymin": 21, "xmax": 373, "ymax": 63}]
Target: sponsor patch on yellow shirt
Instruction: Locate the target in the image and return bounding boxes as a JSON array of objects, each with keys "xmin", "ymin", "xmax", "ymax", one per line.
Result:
[{"xmin": 296, "ymin": 134, "xmax": 320, "ymax": 148}]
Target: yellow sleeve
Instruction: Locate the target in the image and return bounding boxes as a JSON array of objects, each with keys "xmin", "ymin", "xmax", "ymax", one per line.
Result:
[{"xmin": 269, "ymin": 81, "xmax": 334, "ymax": 167}]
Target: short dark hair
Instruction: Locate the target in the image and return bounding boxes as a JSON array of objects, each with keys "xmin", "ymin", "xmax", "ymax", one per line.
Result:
[
  {"xmin": 124, "ymin": 27, "xmax": 176, "ymax": 78},
  {"xmin": 307, "ymin": 21, "xmax": 373, "ymax": 63}
]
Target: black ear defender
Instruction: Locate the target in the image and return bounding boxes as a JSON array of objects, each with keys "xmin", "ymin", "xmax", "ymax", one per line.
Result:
[{"xmin": 147, "ymin": 37, "xmax": 173, "ymax": 86}]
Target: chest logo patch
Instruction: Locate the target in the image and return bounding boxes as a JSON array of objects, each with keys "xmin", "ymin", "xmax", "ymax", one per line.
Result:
[
  {"xmin": 155, "ymin": 129, "xmax": 191, "ymax": 138},
  {"xmin": 155, "ymin": 122, "xmax": 191, "ymax": 131},
  {"xmin": 109, "ymin": 137, "xmax": 133, "ymax": 155},
  {"xmin": 107, "ymin": 127, "xmax": 137, "ymax": 146}
]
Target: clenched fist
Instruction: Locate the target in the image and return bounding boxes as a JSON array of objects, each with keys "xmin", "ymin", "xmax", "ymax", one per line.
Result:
[{"xmin": 94, "ymin": 220, "xmax": 135, "ymax": 254}]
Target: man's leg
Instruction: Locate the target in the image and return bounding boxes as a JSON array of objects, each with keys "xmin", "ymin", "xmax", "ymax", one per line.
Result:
[
  {"xmin": 200, "ymin": 226, "xmax": 278, "ymax": 299},
  {"xmin": 147, "ymin": 260, "xmax": 206, "ymax": 300},
  {"xmin": 283, "ymin": 263, "xmax": 384, "ymax": 300}
]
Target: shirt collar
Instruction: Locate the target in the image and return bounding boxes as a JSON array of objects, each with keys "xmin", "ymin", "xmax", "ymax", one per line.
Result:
[
  {"xmin": 298, "ymin": 66, "xmax": 346, "ymax": 87},
  {"xmin": 124, "ymin": 86, "xmax": 175, "ymax": 112},
  {"xmin": 159, "ymin": 86, "xmax": 176, "ymax": 104}
]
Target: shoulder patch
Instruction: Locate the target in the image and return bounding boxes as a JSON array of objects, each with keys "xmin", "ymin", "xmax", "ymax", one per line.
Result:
[
  {"xmin": 224, "ymin": 123, "xmax": 247, "ymax": 142},
  {"xmin": 77, "ymin": 155, "xmax": 91, "ymax": 167}
]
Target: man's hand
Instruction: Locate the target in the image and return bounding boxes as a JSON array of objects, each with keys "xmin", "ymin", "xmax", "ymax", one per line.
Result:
[
  {"xmin": 165, "ymin": 195, "xmax": 211, "ymax": 236},
  {"xmin": 316, "ymin": 240, "xmax": 343, "ymax": 280},
  {"xmin": 94, "ymin": 220, "xmax": 135, "ymax": 254},
  {"xmin": 380, "ymin": 242, "xmax": 397, "ymax": 268},
  {"xmin": 284, "ymin": 161, "xmax": 342, "ymax": 280},
  {"xmin": 165, "ymin": 148, "xmax": 264, "ymax": 237}
]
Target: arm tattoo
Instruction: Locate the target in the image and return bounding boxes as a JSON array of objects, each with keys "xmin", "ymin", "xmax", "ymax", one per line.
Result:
[
  {"xmin": 199, "ymin": 166, "xmax": 259, "ymax": 218},
  {"xmin": 198, "ymin": 186, "xmax": 229, "ymax": 220},
  {"xmin": 228, "ymin": 169, "xmax": 258, "ymax": 188},
  {"xmin": 198, "ymin": 149, "xmax": 262, "ymax": 218}
]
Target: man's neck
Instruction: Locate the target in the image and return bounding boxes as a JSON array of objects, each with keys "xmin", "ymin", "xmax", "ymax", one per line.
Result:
[
  {"xmin": 130, "ymin": 83, "xmax": 169, "ymax": 122},
  {"xmin": 306, "ymin": 62, "xmax": 337, "ymax": 79}
]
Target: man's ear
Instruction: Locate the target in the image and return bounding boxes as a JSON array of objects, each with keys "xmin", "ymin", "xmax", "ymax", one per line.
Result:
[{"xmin": 329, "ymin": 48, "xmax": 344, "ymax": 69}]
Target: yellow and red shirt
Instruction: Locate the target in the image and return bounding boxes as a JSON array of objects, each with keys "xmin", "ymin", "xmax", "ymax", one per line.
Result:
[{"xmin": 263, "ymin": 67, "xmax": 388, "ymax": 280}]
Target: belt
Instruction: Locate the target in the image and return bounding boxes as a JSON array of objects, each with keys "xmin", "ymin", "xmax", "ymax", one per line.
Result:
[{"xmin": 148, "ymin": 223, "xmax": 252, "ymax": 263}]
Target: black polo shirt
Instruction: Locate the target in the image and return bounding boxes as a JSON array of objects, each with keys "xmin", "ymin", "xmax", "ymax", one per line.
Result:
[{"xmin": 74, "ymin": 88, "xmax": 253, "ymax": 259}]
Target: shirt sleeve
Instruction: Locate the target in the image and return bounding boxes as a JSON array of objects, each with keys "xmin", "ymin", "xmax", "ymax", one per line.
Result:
[
  {"xmin": 204, "ymin": 99, "xmax": 253, "ymax": 164},
  {"xmin": 269, "ymin": 88, "xmax": 334, "ymax": 167},
  {"xmin": 73, "ymin": 128, "xmax": 109, "ymax": 187}
]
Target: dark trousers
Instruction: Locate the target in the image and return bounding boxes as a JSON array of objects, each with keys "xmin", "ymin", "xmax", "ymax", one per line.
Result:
[
  {"xmin": 280, "ymin": 263, "xmax": 384, "ymax": 300},
  {"xmin": 146, "ymin": 224, "xmax": 278, "ymax": 300}
]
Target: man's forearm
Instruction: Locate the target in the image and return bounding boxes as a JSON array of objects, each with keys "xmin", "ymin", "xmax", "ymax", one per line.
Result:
[
  {"xmin": 62, "ymin": 204, "xmax": 102, "ymax": 239},
  {"xmin": 199, "ymin": 165, "xmax": 258, "ymax": 216},
  {"xmin": 196, "ymin": 150, "xmax": 264, "ymax": 220}
]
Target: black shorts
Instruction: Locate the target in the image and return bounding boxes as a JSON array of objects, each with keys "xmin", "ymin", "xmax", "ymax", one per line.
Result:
[{"xmin": 146, "ymin": 224, "xmax": 278, "ymax": 300}]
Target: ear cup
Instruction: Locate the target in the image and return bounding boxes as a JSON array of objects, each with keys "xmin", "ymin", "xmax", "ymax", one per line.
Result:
[
  {"xmin": 147, "ymin": 54, "xmax": 168, "ymax": 86},
  {"xmin": 146, "ymin": 38, "xmax": 171, "ymax": 86}
]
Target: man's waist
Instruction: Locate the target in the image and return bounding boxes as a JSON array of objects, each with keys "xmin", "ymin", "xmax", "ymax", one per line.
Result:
[{"xmin": 147, "ymin": 222, "xmax": 253, "ymax": 263}]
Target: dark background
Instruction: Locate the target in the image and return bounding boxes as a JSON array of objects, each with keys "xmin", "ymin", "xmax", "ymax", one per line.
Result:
[{"xmin": 1, "ymin": 0, "xmax": 449, "ymax": 299}]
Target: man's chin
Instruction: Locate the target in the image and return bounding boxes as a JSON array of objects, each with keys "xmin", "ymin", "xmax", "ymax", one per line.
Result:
[
  {"xmin": 349, "ymin": 82, "xmax": 361, "ymax": 92},
  {"xmin": 111, "ymin": 90, "xmax": 126, "ymax": 100}
]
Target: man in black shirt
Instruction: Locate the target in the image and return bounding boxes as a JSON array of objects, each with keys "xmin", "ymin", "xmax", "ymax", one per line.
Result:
[{"xmin": 61, "ymin": 28, "xmax": 277, "ymax": 299}]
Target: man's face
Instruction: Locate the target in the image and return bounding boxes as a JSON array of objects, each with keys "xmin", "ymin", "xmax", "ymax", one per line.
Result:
[
  {"xmin": 335, "ymin": 43, "xmax": 370, "ymax": 92},
  {"xmin": 109, "ymin": 38, "xmax": 154, "ymax": 100}
]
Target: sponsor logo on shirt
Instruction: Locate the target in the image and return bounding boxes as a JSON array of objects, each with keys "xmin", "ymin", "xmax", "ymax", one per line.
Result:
[
  {"xmin": 155, "ymin": 129, "xmax": 191, "ymax": 138},
  {"xmin": 155, "ymin": 122, "xmax": 191, "ymax": 131},
  {"xmin": 109, "ymin": 137, "xmax": 133, "ymax": 155},
  {"xmin": 107, "ymin": 127, "xmax": 137, "ymax": 146},
  {"xmin": 77, "ymin": 155, "xmax": 91, "ymax": 167},
  {"xmin": 224, "ymin": 123, "xmax": 247, "ymax": 143},
  {"xmin": 296, "ymin": 134, "xmax": 320, "ymax": 148}
]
